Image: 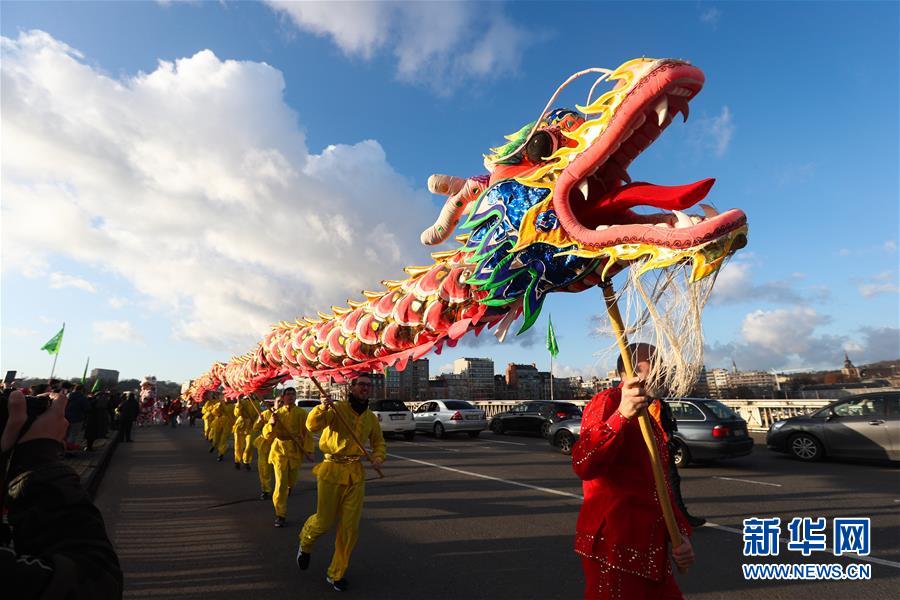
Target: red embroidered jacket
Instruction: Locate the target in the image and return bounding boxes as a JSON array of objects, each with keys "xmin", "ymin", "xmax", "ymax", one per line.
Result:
[{"xmin": 572, "ymin": 387, "xmax": 691, "ymax": 582}]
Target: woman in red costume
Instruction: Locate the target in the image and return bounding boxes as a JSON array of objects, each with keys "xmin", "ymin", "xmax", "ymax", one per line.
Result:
[{"xmin": 572, "ymin": 343, "xmax": 695, "ymax": 599}]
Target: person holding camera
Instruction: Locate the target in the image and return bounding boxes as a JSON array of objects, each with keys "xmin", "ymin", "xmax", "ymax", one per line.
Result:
[{"xmin": 1, "ymin": 388, "xmax": 122, "ymax": 599}]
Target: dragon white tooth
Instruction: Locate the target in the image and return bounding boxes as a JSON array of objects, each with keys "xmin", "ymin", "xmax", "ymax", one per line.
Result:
[
  {"xmin": 672, "ymin": 210, "xmax": 693, "ymax": 228},
  {"xmin": 700, "ymin": 203, "xmax": 719, "ymax": 218},
  {"xmin": 655, "ymin": 95, "xmax": 669, "ymax": 126},
  {"xmin": 655, "ymin": 222, "xmax": 672, "ymax": 228},
  {"xmin": 690, "ymin": 215, "xmax": 702, "ymax": 225},
  {"xmin": 630, "ymin": 113, "xmax": 647, "ymax": 131},
  {"xmin": 578, "ymin": 179, "xmax": 590, "ymax": 200},
  {"xmin": 595, "ymin": 225, "xmax": 609, "ymax": 231}
]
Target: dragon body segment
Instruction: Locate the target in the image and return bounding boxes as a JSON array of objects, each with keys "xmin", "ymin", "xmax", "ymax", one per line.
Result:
[{"xmin": 188, "ymin": 57, "xmax": 748, "ymax": 401}]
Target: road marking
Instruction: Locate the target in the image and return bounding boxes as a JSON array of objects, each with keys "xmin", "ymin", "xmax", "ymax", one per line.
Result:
[
  {"xmin": 712, "ymin": 476, "xmax": 782, "ymax": 487},
  {"xmin": 387, "ymin": 452, "xmax": 583, "ymax": 500},
  {"xmin": 480, "ymin": 438, "xmax": 527, "ymax": 446},
  {"xmin": 703, "ymin": 521, "xmax": 900, "ymax": 570},
  {"xmin": 400, "ymin": 440, "xmax": 462, "ymax": 453}
]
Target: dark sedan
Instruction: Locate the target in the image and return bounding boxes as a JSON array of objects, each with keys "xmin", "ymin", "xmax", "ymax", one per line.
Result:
[
  {"xmin": 545, "ymin": 398, "xmax": 753, "ymax": 464},
  {"xmin": 666, "ymin": 398, "xmax": 754, "ymax": 466},
  {"xmin": 766, "ymin": 391, "xmax": 899, "ymax": 462},
  {"xmin": 490, "ymin": 401, "xmax": 582, "ymax": 437}
]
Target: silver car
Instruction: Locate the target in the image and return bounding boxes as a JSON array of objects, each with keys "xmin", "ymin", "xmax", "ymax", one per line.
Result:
[
  {"xmin": 767, "ymin": 392, "xmax": 900, "ymax": 462},
  {"xmin": 548, "ymin": 418, "xmax": 581, "ymax": 454},
  {"xmin": 413, "ymin": 399, "xmax": 487, "ymax": 438}
]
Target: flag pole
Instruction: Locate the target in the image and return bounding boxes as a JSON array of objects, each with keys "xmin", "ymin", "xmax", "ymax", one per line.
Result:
[
  {"xmin": 549, "ymin": 354, "xmax": 554, "ymax": 400},
  {"xmin": 48, "ymin": 321, "xmax": 65, "ymax": 380},
  {"xmin": 49, "ymin": 352, "xmax": 59, "ymax": 381}
]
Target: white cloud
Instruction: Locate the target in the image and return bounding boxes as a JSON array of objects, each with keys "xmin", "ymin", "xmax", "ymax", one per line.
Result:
[
  {"xmin": 775, "ymin": 162, "xmax": 816, "ymax": 187},
  {"xmin": 856, "ymin": 269, "xmax": 900, "ymax": 298},
  {"xmin": 554, "ymin": 363, "xmax": 600, "ymax": 379},
  {"xmin": 9, "ymin": 327, "xmax": 38, "ymax": 337},
  {"xmin": 93, "ymin": 320, "xmax": 144, "ymax": 343},
  {"xmin": 108, "ymin": 296, "xmax": 128, "ymax": 309},
  {"xmin": 885, "ymin": 240, "xmax": 897, "ymax": 252},
  {"xmin": 710, "ymin": 259, "xmax": 827, "ymax": 305},
  {"xmin": 264, "ymin": 1, "xmax": 530, "ymax": 89},
  {"xmin": 1, "ymin": 31, "xmax": 436, "ymax": 351},
  {"xmin": 741, "ymin": 307, "xmax": 829, "ymax": 355},
  {"xmin": 690, "ymin": 106, "xmax": 734, "ymax": 157},
  {"xmin": 859, "ymin": 283, "xmax": 900, "ymax": 298},
  {"xmin": 699, "ymin": 7, "xmax": 722, "ymax": 28},
  {"xmin": 48, "ymin": 271, "xmax": 97, "ymax": 293},
  {"xmin": 706, "ymin": 308, "xmax": 898, "ymax": 370}
]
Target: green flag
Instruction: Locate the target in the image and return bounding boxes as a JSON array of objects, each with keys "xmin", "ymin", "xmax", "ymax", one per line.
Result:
[
  {"xmin": 546, "ymin": 315, "xmax": 559, "ymax": 359},
  {"xmin": 81, "ymin": 356, "xmax": 90, "ymax": 384},
  {"xmin": 41, "ymin": 324, "xmax": 65, "ymax": 355},
  {"xmin": 91, "ymin": 378, "xmax": 101, "ymax": 393}
]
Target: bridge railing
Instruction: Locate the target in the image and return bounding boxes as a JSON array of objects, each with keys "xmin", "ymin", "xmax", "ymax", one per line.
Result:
[{"xmin": 406, "ymin": 398, "xmax": 840, "ymax": 432}]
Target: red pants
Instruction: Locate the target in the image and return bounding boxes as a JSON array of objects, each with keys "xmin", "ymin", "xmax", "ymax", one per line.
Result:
[{"xmin": 581, "ymin": 558, "xmax": 683, "ymax": 600}]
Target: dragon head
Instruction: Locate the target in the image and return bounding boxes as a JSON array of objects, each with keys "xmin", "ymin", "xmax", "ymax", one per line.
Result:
[{"xmin": 457, "ymin": 58, "xmax": 747, "ymax": 332}]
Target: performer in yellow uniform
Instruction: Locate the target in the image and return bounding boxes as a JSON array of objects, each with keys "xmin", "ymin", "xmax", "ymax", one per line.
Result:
[
  {"xmin": 253, "ymin": 397, "xmax": 276, "ymax": 500},
  {"xmin": 233, "ymin": 395, "xmax": 257, "ymax": 471},
  {"xmin": 203, "ymin": 391, "xmax": 221, "ymax": 453},
  {"xmin": 297, "ymin": 375, "xmax": 385, "ymax": 592},
  {"xmin": 262, "ymin": 387, "xmax": 314, "ymax": 527},
  {"xmin": 214, "ymin": 397, "xmax": 236, "ymax": 462}
]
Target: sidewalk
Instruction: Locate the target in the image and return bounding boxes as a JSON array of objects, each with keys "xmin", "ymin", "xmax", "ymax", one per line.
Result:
[{"xmin": 63, "ymin": 428, "xmax": 119, "ymax": 497}]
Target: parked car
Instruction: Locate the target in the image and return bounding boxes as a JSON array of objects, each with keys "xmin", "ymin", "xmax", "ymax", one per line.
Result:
[
  {"xmin": 295, "ymin": 399, "xmax": 320, "ymax": 410},
  {"xmin": 370, "ymin": 399, "xmax": 416, "ymax": 440},
  {"xmin": 766, "ymin": 392, "xmax": 900, "ymax": 462},
  {"xmin": 548, "ymin": 418, "xmax": 581, "ymax": 454},
  {"xmin": 413, "ymin": 399, "xmax": 487, "ymax": 438},
  {"xmin": 490, "ymin": 401, "xmax": 583, "ymax": 437},
  {"xmin": 667, "ymin": 398, "xmax": 753, "ymax": 466}
]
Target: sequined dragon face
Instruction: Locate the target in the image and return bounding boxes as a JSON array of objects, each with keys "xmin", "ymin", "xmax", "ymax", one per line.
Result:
[{"xmin": 459, "ymin": 58, "xmax": 747, "ymax": 332}]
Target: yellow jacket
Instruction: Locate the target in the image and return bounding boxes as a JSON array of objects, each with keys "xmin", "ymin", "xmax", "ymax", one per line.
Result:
[
  {"xmin": 233, "ymin": 397, "xmax": 258, "ymax": 434},
  {"xmin": 306, "ymin": 401, "xmax": 386, "ymax": 486},
  {"xmin": 216, "ymin": 401, "xmax": 236, "ymax": 432},
  {"xmin": 253, "ymin": 407, "xmax": 273, "ymax": 449},
  {"xmin": 263, "ymin": 405, "xmax": 314, "ymax": 461},
  {"xmin": 202, "ymin": 397, "xmax": 219, "ymax": 419}
]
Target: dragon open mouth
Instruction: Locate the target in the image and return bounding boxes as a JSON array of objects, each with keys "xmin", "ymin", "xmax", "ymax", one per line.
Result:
[{"xmin": 554, "ymin": 60, "xmax": 747, "ymax": 250}]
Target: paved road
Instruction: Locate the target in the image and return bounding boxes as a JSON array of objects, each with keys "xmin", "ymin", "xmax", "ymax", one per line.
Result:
[{"xmin": 94, "ymin": 424, "xmax": 899, "ymax": 599}]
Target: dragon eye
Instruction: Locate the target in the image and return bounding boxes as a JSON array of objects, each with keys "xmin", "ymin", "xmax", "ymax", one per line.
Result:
[{"xmin": 525, "ymin": 130, "xmax": 556, "ymax": 162}]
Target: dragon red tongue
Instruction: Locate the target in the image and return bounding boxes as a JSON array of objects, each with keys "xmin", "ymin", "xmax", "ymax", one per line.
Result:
[{"xmin": 596, "ymin": 178, "xmax": 715, "ymax": 212}]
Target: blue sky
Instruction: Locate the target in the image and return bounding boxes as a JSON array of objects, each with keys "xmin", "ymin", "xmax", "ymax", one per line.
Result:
[{"xmin": 1, "ymin": 1, "xmax": 897, "ymax": 383}]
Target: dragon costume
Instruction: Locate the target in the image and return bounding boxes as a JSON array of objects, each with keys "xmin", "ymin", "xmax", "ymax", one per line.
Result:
[{"xmin": 187, "ymin": 57, "xmax": 747, "ymax": 401}]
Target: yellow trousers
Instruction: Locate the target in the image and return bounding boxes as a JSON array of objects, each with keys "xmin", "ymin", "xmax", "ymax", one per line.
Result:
[
  {"xmin": 233, "ymin": 431, "xmax": 253, "ymax": 464},
  {"xmin": 299, "ymin": 477, "xmax": 365, "ymax": 580},
  {"xmin": 214, "ymin": 425, "xmax": 231, "ymax": 456},
  {"xmin": 271, "ymin": 455, "xmax": 300, "ymax": 518},
  {"xmin": 256, "ymin": 440, "xmax": 274, "ymax": 493}
]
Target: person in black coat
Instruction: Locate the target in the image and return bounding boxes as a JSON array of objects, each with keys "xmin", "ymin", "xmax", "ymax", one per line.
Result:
[
  {"xmin": 1, "ymin": 389, "xmax": 123, "ymax": 599},
  {"xmin": 117, "ymin": 392, "xmax": 139, "ymax": 443}
]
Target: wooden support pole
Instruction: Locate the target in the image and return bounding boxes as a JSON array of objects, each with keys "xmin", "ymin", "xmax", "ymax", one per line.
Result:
[
  {"xmin": 309, "ymin": 377, "xmax": 384, "ymax": 478},
  {"xmin": 601, "ymin": 282, "xmax": 684, "ymax": 557}
]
